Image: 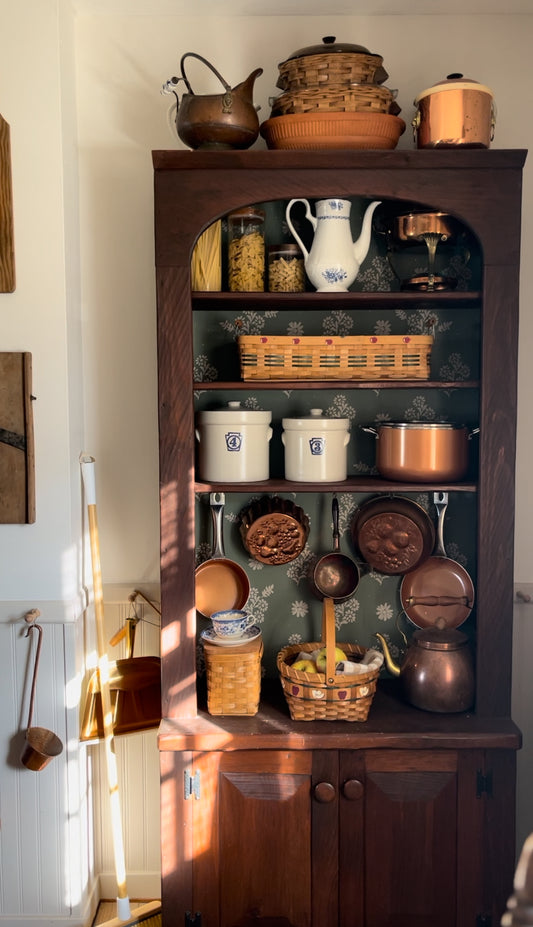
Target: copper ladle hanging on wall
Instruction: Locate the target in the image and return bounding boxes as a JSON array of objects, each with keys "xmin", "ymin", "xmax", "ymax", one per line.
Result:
[{"xmin": 20, "ymin": 611, "xmax": 63, "ymax": 771}]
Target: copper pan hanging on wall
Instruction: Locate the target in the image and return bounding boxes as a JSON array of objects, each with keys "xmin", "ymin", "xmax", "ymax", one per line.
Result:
[
  {"xmin": 352, "ymin": 494, "xmax": 435, "ymax": 575},
  {"xmin": 400, "ymin": 491, "xmax": 475, "ymax": 629}
]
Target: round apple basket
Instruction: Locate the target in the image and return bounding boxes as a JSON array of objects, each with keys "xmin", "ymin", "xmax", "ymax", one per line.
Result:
[{"xmin": 276, "ymin": 597, "xmax": 383, "ymax": 721}]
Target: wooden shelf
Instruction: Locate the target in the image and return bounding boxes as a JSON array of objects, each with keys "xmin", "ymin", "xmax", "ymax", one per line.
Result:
[
  {"xmin": 158, "ymin": 679, "xmax": 521, "ymax": 753},
  {"xmin": 195, "ymin": 379, "xmax": 479, "ymax": 390},
  {"xmin": 192, "ymin": 290, "xmax": 482, "ymax": 308},
  {"xmin": 194, "ymin": 477, "xmax": 477, "ymax": 494}
]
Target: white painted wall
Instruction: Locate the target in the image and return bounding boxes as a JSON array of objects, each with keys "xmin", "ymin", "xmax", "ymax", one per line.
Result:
[{"xmin": 1, "ymin": 1, "xmax": 533, "ymax": 922}]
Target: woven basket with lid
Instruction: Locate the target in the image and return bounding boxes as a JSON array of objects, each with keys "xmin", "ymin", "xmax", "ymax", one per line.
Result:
[{"xmin": 276, "ymin": 35, "xmax": 387, "ymax": 92}]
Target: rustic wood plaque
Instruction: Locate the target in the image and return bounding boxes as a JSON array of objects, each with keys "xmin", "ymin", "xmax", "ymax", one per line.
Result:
[
  {"xmin": 0, "ymin": 113, "xmax": 15, "ymax": 292},
  {"xmin": 0, "ymin": 353, "xmax": 35, "ymax": 523}
]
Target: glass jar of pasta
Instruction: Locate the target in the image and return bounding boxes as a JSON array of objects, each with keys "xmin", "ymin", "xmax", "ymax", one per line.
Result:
[
  {"xmin": 227, "ymin": 207, "xmax": 265, "ymax": 292},
  {"xmin": 268, "ymin": 243, "xmax": 305, "ymax": 292}
]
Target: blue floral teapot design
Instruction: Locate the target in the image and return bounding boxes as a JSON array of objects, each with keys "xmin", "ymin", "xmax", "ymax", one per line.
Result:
[{"xmin": 285, "ymin": 197, "xmax": 381, "ymax": 292}]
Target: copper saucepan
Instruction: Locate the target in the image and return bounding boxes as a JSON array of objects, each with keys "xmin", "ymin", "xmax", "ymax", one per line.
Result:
[
  {"xmin": 313, "ymin": 495, "xmax": 360, "ymax": 601},
  {"xmin": 352, "ymin": 494, "xmax": 435, "ymax": 575},
  {"xmin": 400, "ymin": 491, "xmax": 475, "ymax": 629},
  {"xmin": 195, "ymin": 493, "xmax": 250, "ymax": 618},
  {"xmin": 363, "ymin": 422, "xmax": 479, "ymax": 483}
]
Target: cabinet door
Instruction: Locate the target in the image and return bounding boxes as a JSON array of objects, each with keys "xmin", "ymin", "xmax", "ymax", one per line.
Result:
[
  {"xmin": 340, "ymin": 749, "xmax": 464, "ymax": 927},
  {"xmin": 191, "ymin": 750, "xmax": 331, "ymax": 927}
]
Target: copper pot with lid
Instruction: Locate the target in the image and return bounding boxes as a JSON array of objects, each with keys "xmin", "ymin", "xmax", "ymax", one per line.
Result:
[{"xmin": 413, "ymin": 73, "xmax": 496, "ymax": 149}]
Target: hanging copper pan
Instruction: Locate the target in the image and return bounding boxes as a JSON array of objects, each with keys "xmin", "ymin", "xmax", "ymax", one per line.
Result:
[
  {"xmin": 195, "ymin": 493, "xmax": 250, "ymax": 618},
  {"xmin": 352, "ymin": 495, "xmax": 435, "ymax": 575},
  {"xmin": 400, "ymin": 491, "xmax": 474, "ymax": 629}
]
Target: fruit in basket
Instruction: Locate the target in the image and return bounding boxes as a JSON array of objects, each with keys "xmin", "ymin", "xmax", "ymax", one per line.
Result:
[
  {"xmin": 316, "ymin": 646, "xmax": 347, "ymax": 671},
  {"xmin": 292, "ymin": 658, "xmax": 317, "ymax": 672}
]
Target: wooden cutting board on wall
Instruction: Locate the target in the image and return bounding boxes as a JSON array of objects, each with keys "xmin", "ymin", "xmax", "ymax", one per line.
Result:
[
  {"xmin": 0, "ymin": 113, "xmax": 15, "ymax": 292},
  {"xmin": 0, "ymin": 353, "xmax": 35, "ymax": 523}
]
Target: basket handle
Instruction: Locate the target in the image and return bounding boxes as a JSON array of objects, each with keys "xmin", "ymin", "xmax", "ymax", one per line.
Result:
[{"xmin": 321, "ymin": 597, "xmax": 337, "ymax": 684}]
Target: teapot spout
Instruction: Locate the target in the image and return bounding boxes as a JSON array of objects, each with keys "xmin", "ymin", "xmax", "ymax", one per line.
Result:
[
  {"xmin": 234, "ymin": 68, "xmax": 264, "ymax": 105},
  {"xmin": 353, "ymin": 200, "xmax": 381, "ymax": 267},
  {"xmin": 375, "ymin": 632, "xmax": 400, "ymax": 677}
]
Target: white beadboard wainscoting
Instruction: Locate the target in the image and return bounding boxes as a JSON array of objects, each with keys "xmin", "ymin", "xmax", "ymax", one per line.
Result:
[{"xmin": 0, "ymin": 586, "xmax": 161, "ymax": 927}]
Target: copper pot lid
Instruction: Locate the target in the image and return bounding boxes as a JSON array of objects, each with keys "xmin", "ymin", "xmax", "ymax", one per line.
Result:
[
  {"xmin": 413, "ymin": 626, "xmax": 469, "ymax": 650},
  {"xmin": 415, "ymin": 73, "xmax": 494, "ymax": 104}
]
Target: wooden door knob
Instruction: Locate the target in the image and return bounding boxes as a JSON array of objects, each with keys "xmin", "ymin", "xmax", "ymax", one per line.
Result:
[
  {"xmin": 313, "ymin": 781, "xmax": 336, "ymax": 803},
  {"xmin": 342, "ymin": 779, "xmax": 364, "ymax": 801}
]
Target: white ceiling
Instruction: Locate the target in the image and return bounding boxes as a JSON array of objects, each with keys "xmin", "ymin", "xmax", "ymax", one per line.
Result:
[{"xmin": 72, "ymin": 0, "xmax": 533, "ymax": 14}]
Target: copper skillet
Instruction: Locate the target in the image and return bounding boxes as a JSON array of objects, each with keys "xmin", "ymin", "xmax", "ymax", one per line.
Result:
[
  {"xmin": 195, "ymin": 493, "xmax": 250, "ymax": 618},
  {"xmin": 400, "ymin": 491, "xmax": 475, "ymax": 629}
]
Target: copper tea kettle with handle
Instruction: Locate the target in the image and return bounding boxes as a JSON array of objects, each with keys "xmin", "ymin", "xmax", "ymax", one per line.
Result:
[
  {"xmin": 163, "ymin": 52, "xmax": 263, "ymax": 150},
  {"xmin": 375, "ymin": 622, "xmax": 475, "ymax": 713}
]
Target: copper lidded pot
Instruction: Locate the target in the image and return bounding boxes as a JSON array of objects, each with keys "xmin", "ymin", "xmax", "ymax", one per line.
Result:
[
  {"xmin": 363, "ymin": 422, "xmax": 478, "ymax": 482},
  {"xmin": 412, "ymin": 73, "xmax": 495, "ymax": 149}
]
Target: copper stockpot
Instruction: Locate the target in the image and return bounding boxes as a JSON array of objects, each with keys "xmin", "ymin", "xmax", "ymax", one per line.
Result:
[
  {"xmin": 363, "ymin": 422, "xmax": 478, "ymax": 483},
  {"xmin": 413, "ymin": 73, "xmax": 495, "ymax": 149}
]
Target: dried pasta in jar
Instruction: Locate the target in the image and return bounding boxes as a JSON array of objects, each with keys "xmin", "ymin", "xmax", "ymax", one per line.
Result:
[
  {"xmin": 228, "ymin": 207, "xmax": 265, "ymax": 292},
  {"xmin": 268, "ymin": 244, "xmax": 305, "ymax": 293}
]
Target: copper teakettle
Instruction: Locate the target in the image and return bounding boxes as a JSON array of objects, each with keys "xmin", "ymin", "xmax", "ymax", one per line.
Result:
[
  {"xmin": 376, "ymin": 624, "xmax": 475, "ymax": 713},
  {"xmin": 163, "ymin": 52, "xmax": 263, "ymax": 150}
]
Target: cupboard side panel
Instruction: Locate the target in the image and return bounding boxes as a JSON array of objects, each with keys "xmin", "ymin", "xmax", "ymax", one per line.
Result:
[
  {"xmin": 156, "ymin": 266, "xmax": 197, "ymax": 719},
  {"xmin": 476, "ymin": 265, "xmax": 520, "ymax": 716},
  {"xmin": 161, "ymin": 750, "xmax": 194, "ymax": 921}
]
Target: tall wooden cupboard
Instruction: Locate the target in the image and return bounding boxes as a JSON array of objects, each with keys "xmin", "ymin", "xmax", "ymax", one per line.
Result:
[{"xmin": 153, "ymin": 149, "xmax": 526, "ymax": 927}]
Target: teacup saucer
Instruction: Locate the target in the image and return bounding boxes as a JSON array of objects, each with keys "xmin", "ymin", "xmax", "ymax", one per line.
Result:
[{"xmin": 201, "ymin": 626, "xmax": 261, "ymax": 646}]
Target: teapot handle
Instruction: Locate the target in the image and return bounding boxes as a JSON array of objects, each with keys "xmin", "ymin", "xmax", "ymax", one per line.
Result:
[
  {"xmin": 180, "ymin": 52, "xmax": 232, "ymax": 95},
  {"xmin": 286, "ymin": 199, "xmax": 314, "ymax": 261}
]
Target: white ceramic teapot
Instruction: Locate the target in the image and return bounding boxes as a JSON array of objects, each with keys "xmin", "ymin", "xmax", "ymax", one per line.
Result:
[{"xmin": 285, "ymin": 197, "xmax": 381, "ymax": 292}]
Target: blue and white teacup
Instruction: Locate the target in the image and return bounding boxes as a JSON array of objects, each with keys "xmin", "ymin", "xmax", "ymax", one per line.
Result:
[{"xmin": 211, "ymin": 609, "xmax": 255, "ymax": 639}]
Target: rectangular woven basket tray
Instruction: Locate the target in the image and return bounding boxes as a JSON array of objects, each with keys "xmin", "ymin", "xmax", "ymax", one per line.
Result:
[{"xmin": 238, "ymin": 334, "xmax": 433, "ymax": 380}]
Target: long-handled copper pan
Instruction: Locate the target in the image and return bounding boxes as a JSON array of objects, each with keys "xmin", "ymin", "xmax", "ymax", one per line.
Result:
[
  {"xmin": 195, "ymin": 492, "xmax": 250, "ymax": 617},
  {"xmin": 400, "ymin": 491, "xmax": 474, "ymax": 629}
]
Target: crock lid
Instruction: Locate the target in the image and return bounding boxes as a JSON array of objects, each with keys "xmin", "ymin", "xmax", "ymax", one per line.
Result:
[
  {"xmin": 282, "ymin": 408, "xmax": 350, "ymax": 429},
  {"xmin": 198, "ymin": 402, "xmax": 271, "ymax": 423},
  {"xmin": 414, "ymin": 73, "xmax": 494, "ymax": 105}
]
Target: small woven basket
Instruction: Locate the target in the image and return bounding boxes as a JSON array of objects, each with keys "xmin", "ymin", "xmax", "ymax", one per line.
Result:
[
  {"xmin": 277, "ymin": 599, "xmax": 380, "ymax": 721},
  {"xmin": 238, "ymin": 334, "xmax": 433, "ymax": 381},
  {"xmin": 204, "ymin": 635, "xmax": 263, "ymax": 716},
  {"xmin": 271, "ymin": 85, "xmax": 393, "ymax": 117},
  {"xmin": 277, "ymin": 53, "xmax": 384, "ymax": 92}
]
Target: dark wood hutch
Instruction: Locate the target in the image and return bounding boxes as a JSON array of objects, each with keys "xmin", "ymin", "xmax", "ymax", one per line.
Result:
[{"xmin": 153, "ymin": 149, "xmax": 526, "ymax": 927}]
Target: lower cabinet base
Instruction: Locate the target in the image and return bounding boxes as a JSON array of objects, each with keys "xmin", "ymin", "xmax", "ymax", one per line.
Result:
[{"xmin": 160, "ymin": 746, "xmax": 517, "ymax": 927}]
